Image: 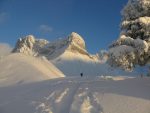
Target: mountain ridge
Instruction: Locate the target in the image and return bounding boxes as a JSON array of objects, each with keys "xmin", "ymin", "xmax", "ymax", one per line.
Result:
[{"xmin": 13, "ymin": 32, "xmax": 99, "ymax": 61}]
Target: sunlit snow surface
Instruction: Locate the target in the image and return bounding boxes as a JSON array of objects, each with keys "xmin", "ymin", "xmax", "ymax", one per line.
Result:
[
  {"xmin": 0, "ymin": 33, "xmax": 150, "ymax": 113},
  {"xmin": 0, "ymin": 53, "xmax": 64, "ymax": 87},
  {"xmin": 0, "ymin": 76, "xmax": 150, "ymax": 113}
]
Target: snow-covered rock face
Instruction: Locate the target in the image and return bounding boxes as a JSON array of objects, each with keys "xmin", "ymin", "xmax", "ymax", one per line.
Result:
[
  {"xmin": 13, "ymin": 32, "xmax": 91, "ymax": 59},
  {"xmin": 66, "ymin": 32, "xmax": 89, "ymax": 56},
  {"xmin": 13, "ymin": 35, "xmax": 49, "ymax": 56},
  {"xmin": 69, "ymin": 32, "xmax": 86, "ymax": 49}
]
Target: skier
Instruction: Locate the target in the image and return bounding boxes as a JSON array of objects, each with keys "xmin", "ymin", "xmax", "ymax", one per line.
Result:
[{"xmin": 80, "ymin": 73, "xmax": 83, "ymax": 77}]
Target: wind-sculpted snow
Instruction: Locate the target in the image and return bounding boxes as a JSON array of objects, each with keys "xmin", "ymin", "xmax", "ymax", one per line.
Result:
[
  {"xmin": 0, "ymin": 53, "xmax": 64, "ymax": 86},
  {"xmin": 0, "ymin": 76, "xmax": 150, "ymax": 113}
]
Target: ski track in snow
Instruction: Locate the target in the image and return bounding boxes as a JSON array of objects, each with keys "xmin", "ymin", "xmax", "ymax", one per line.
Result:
[
  {"xmin": 34, "ymin": 79, "xmax": 104, "ymax": 113},
  {"xmin": 1, "ymin": 77, "xmax": 150, "ymax": 113}
]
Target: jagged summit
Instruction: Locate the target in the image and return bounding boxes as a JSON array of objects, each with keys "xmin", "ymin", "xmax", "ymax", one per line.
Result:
[
  {"xmin": 12, "ymin": 32, "xmax": 93, "ymax": 59},
  {"xmin": 69, "ymin": 32, "xmax": 86, "ymax": 49},
  {"xmin": 13, "ymin": 35, "xmax": 49, "ymax": 56}
]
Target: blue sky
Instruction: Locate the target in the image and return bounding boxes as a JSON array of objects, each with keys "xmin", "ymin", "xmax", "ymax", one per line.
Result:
[{"xmin": 0, "ymin": 0, "xmax": 128, "ymax": 54}]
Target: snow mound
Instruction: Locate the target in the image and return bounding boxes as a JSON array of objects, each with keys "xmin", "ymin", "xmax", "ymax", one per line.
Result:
[{"xmin": 0, "ymin": 53, "xmax": 64, "ymax": 87}]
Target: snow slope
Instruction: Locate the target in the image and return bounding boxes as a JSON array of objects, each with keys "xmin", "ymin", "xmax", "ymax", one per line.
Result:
[
  {"xmin": 0, "ymin": 76, "xmax": 150, "ymax": 113},
  {"xmin": 0, "ymin": 43, "xmax": 12, "ymax": 57},
  {"xmin": 51, "ymin": 51, "xmax": 141, "ymax": 76},
  {"xmin": 12, "ymin": 33, "xmax": 140, "ymax": 77},
  {"xmin": 0, "ymin": 53, "xmax": 64, "ymax": 87}
]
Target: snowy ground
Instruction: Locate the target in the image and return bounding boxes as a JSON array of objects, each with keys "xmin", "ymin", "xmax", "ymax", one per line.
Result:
[{"xmin": 0, "ymin": 76, "xmax": 150, "ymax": 113}]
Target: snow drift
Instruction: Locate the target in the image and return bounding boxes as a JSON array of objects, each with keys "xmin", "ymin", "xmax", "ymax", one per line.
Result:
[{"xmin": 0, "ymin": 53, "xmax": 64, "ymax": 87}]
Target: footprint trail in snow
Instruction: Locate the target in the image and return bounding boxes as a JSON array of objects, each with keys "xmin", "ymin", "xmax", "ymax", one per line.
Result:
[{"xmin": 34, "ymin": 78, "xmax": 104, "ymax": 113}]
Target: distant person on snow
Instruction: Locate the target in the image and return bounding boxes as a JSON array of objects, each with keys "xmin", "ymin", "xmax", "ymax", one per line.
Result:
[
  {"xmin": 80, "ymin": 73, "xmax": 83, "ymax": 77},
  {"xmin": 141, "ymin": 74, "xmax": 143, "ymax": 78}
]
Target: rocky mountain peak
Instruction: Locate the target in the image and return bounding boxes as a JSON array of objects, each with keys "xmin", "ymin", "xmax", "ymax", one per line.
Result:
[
  {"xmin": 12, "ymin": 32, "xmax": 96, "ymax": 60},
  {"xmin": 13, "ymin": 35, "xmax": 48, "ymax": 56},
  {"xmin": 68, "ymin": 32, "xmax": 86, "ymax": 49}
]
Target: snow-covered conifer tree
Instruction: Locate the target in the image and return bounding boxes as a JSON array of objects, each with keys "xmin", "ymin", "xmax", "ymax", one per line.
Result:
[{"xmin": 108, "ymin": 0, "xmax": 150, "ymax": 71}]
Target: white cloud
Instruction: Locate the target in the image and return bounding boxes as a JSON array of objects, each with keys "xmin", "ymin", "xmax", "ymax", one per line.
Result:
[
  {"xmin": 0, "ymin": 43, "xmax": 12, "ymax": 57},
  {"xmin": 0, "ymin": 12, "xmax": 9, "ymax": 24},
  {"xmin": 39, "ymin": 25, "xmax": 53, "ymax": 33}
]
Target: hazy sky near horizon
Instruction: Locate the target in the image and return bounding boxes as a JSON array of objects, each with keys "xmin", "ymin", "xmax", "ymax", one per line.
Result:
[{"xmin": 0, "ymin": 0, "xmax": 128, "ymax": 53}]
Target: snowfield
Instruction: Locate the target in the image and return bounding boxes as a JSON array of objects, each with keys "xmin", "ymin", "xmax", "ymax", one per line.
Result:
[
  {"xmin": 0, "ymin": 76, "xmax": 150, "ymax": 113},
  {"xmin": 1, "ymin": 0, "xmax": 150, "ymax": 112},
  {"xmin": 0, "ymin": 33, "xmax": 149, "ymax": 113}
]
